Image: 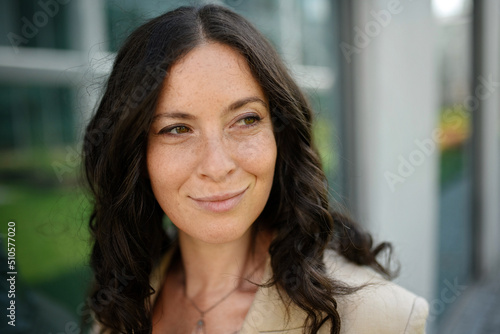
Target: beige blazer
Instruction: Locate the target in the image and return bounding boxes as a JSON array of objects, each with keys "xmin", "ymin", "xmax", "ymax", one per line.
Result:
[
  {"xmin": 95, "ymin": 246, "xmax": 429, "ymax": 333},
  {"xmin": 145, "ymin": 246, "xmax": 429, "ymax": 334}
]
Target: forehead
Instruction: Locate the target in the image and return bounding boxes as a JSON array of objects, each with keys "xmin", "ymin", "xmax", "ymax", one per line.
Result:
[{"xmin": 156, "ymin": 42, "xmax": 267, "ymax": 112}]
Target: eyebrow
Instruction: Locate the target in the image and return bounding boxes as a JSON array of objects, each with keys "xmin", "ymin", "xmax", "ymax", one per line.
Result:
[{"xmin": 152, "ymin": 96, "xmax": 268, "ymax": 121}]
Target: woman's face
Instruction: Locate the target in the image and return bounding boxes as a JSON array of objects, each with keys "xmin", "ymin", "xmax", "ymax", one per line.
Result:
[{"xmin": 147, "ymin": 42, "xmax": 277, "ymax": 244}]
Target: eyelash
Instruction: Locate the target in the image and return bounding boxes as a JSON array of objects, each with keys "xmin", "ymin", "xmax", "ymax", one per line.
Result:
[
  {"xmin": 158, "ymin": 125, "xmax": 190, "ymax": 135},
  {"xmin": 157, "ymin": 115, "xmax": 262, "ymax": 136},
  {"xmin": 235, "ymin": 115, "xmax": 262, "ymax": 127}
]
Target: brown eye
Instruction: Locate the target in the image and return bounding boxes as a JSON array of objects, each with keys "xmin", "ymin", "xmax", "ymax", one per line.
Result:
[
  {"xmin": 175, "ymin": 126, "xmax": 190, "ymax": 133},
  {"xmin": 244, "ymin": 117, "xmax": 257, "ymax": 125},
  {"xmin": 159, "ymin": 125, "xmax": 191, "ymax": 135},
  {"xmin": 236, "ymin": 115, "xmax": 261, "ymax": 127}
]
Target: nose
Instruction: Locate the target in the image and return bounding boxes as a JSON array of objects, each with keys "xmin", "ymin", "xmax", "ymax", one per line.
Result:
[{"xmin": 197, "ymin": 134, "xmax": 236, "ymax": 182}]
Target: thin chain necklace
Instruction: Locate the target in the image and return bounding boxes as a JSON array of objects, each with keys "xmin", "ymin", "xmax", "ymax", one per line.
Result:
[
  {"xmin": 184, "ymin": 283, "xmax": 240, "ymax": 334},
  {"xmin": 183, "ymin": 263, "xmax": 263, "ymax": 334}
]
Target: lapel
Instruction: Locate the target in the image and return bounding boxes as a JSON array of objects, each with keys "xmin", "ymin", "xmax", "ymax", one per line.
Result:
[
  {"xmin": 238, "ymin": 257, "xmax": 307, "ymax": 333},
  {"xmin": 149, "ymin": 243, "xmax": 309, "ymax": 333}
]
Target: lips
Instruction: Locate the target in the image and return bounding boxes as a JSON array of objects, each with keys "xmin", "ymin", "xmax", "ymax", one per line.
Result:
[{"xmin": 190, "ymin": 188, "xmax": 247, "ymax": 213}]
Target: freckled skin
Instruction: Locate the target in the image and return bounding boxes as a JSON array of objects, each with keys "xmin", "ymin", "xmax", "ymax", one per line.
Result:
[{"xmin": 147, "ymin": 42, "xmax": 277, "ymax": 244}]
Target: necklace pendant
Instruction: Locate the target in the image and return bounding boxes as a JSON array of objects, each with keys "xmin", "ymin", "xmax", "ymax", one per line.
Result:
[{"xmin": 192, "ymin": 319, "xmax": 205, "ymax": 334}]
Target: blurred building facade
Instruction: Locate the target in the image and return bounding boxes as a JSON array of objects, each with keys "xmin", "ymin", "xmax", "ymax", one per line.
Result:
[{"xmin": 0, "ymin": 0, "xmax": 498, "ymax": 333}]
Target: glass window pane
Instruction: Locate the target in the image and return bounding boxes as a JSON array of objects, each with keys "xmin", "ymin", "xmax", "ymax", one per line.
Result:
[
  {"xmin": 433, "ymin": 0, "xmax": 474, "ymax": 322},
  {"xmin": 0, "ymin": 0, "xmax": 72, "ymax": 50}
]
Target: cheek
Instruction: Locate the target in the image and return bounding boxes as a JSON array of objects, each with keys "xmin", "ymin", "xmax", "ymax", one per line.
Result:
[
  {"xmin": 146, "ymin": 145, "xmax": 192, "ymax": 226},
  {"xmin": 146, "ymin": 144, "xmax": 195, "ymax": 197},
  {"xmin": 235, "ymin": 130, "xmax": 277, "ymax": 178}
]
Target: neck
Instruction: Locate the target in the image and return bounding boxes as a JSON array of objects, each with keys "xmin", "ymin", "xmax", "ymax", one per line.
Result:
[{"xmin": 177, "ymin": 228, "xmax": 270, "ymax": 298}]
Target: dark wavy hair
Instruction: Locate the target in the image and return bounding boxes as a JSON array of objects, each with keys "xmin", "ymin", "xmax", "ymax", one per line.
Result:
[{"xmin": 83, "ymin": 4, "xmax": 394, "ymax": 334}]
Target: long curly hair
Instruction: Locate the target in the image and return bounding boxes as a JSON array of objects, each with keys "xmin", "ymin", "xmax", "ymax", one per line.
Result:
[{"xmin": 83, "ymin": 4, "xmax": 394, "ymax": 334}]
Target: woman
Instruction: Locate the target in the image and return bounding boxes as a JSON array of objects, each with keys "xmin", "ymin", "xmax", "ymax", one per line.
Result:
[{"xmin": 84, "ymin": 4, "xmax": 428, "ymax": 334}]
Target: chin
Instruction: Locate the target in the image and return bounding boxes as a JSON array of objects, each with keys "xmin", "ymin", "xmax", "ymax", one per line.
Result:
[{"xmin": 185, "ymin": 221, "xmax": 253, "ymax": 245}]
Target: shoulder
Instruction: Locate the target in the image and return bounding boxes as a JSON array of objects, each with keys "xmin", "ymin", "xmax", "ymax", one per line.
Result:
[
  {"xmin": 89, "ymin": 245, "xmax": 177, "ymax": 334},
  {"xmin": 321, "ymin": 249, "xmax": 429, "ymax": 334}
]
